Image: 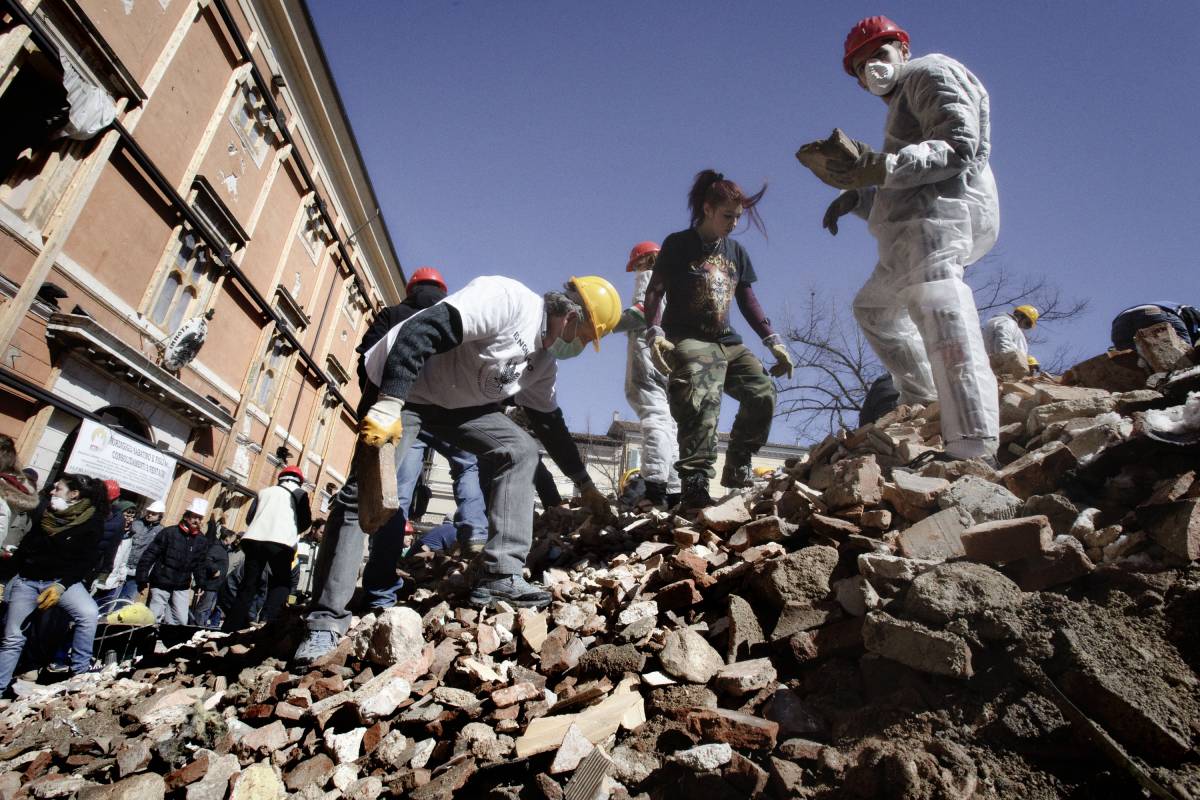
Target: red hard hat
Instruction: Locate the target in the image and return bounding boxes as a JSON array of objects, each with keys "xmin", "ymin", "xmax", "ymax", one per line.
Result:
[
  {"xmin": 406, "ymin": 266, "xmax": 447, "ymax": 294},
  {"xmin": 103, "ymin": 479, "xmax": 120, "ymax": 502},
  {"xmin": 843, "ymin": 16, "xmax": 909, "ymax": 77},
  {"xmin": 625, "ymin": 241, "xmax": 660, "ymax": 272},
  {"xmin": 279, "ymin": 465, "xmax": 305, "ymax": 483}
]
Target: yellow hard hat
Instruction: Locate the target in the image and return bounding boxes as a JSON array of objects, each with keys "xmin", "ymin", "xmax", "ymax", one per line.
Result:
[
  {"xmin": 570, "ymin": 275, "xmax": 623, "ymax": 351},
  {"xmin": 1027, "ymin": 355, "xmax": 1040, "ymax": 368},
  {"xmin": 106, "ymin": 602, "xmax": 156, "ymax": 626},
  {"xmin": 753, "ymin": 466, "xmax": 775, "ymax": 477},
  {"xmin": 619, "ymin": 467, "xmax": 640, "ymax": 493},
  {"xmin": 1014, "ymin": 305, "xmax": 1040, "ymax": 327}
]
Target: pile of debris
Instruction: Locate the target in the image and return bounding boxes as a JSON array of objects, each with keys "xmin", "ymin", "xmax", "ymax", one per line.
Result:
[{"xmin": 1, "ymin": 327, "xmax": 1199, "ymax": 800}]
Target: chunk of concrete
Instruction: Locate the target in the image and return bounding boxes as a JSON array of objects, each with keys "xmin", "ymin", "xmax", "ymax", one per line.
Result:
[
  {"xmin": 904, "ymin": 562, "xmax": 1024, "ymax": 626},
  {"xmin": 960, "ymin": 515, "xmax": 1054, "ymax": 564},
  {"xmin": 861, "ymin": 612, "xmax": 973, "ymax": 678},
  {"xmin": 937, "ymin": 475, "xmax": 1022, "ymax": 524}
]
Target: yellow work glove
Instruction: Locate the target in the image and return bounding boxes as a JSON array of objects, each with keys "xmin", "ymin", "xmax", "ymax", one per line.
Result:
[
  {"xmin": 645, "ymin": 326, "xmax": 676, "ymax": 375},
  {"xmin": 360, "ymin": 395, "xmax": 404, "ymax": 447},
  {"xmin": 763, "ymin": 335, "xmax": 795, "ymax": 379},
  {"xmin": 579, "ymin": 481, "xmax": 614, "ymax": 521},
  {"xmin": 36, "ymin": 582, "xmax": 66, "ymax": 610}
]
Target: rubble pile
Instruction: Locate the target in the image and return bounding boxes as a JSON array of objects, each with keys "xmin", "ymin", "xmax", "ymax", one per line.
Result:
[{"xmin": 1, "ymin": 335, "xmax": 1200, "ymax": 799}]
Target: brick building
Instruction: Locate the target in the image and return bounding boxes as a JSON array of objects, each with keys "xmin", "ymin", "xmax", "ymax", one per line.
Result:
[{"xmin": 0, "ymin": 0, "xmax": 403, "ymax": 525}]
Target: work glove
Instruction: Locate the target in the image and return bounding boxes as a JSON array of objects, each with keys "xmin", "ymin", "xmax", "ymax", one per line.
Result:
[
  {"xmin": 360, "ymin": 395, "xmax": 404, "ymax": 447},
  {"xmin": 826, "ymin": 150, "xmax": 889, "ymax": 190},
  {"xmin": 36, "ymin": 582, "xmax": 66, "ymax": 610},
  {"xmin": 645, "ymin": 326, "xmax": 676, "ymax": 375},
  {"xmin": 578, "ymin": 481, "xmax": 614, "ymax": 521},
  {"xmin": 822, "ymin": 192, "xmax": 859, "ymax": 236},
  {"xmin": 763, "ymin": 335, "xmax": 795, "ymax": 379}
]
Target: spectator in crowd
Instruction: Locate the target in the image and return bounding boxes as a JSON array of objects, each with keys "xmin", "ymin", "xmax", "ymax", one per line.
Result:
[
  {"xmin": 0, "ymin": 437, "xmax": 37, "ymax": 553},
  {"xmin": 91, "ymin": 499, "xmax": 136, "ymax": 613},
  {"xmin": 0, "ymin": 473, "xmax": 107, "ymax": 694},
  {"xmin": 223, "ymin": 466, "xmax": 310, "ymax": 631},
  {"xmin": 136, "ymin": 498, "xmax": 210, "ymax": 624},
  {"xmin": 121, "ymin": 500, "xmax": 164, "ymax": 601},
  {"xmin": 190, "ymin": 522, "xmax": 231, "ymax": 627}
]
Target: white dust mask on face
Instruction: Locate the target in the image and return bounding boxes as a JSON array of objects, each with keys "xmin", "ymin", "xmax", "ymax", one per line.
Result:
[
  {"xmin": 50, "ymin": 496, "xmax": 70, "ymax": 512},
  {"xmin": 863, "ymin": 60, "xmax": 903, "ymax": 96},
  {"xmin": 548, "ymin": 336, "xmax": 585, "ymax": 360}
]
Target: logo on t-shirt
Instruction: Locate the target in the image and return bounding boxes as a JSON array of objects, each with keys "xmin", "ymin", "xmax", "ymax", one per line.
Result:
[
  {"xmin": 687, "ymin": 253, "xmax": 738, "ymax": 334},
  {"xmin": 480, "ymin": 361, "xmax": 521, "ymax": 399}
]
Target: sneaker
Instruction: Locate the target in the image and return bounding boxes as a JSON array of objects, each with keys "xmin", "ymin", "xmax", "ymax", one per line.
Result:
[
  {"xmin": 292, "ymin": 629, "xmax": 339, "ymax": 666},
  {"xmin": 44, "ymin": 662, "xmax": 70, "ymax": 674},
  {"xmin": 678, "ymin": 472, "xmax": 714, "ymax": 511},
  {"xmin": 469, "ymin": 574, "xmax": 551, "ymax": 609}
]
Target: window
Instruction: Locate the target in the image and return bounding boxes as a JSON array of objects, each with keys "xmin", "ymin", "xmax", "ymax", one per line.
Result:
[
  {"xmin": 251, "ymin": 336, "xmax": 289, "ymax": 409},
  {"xmin": 299, "ymin": 206, "xmax": 328, "ymax": 264},
  {"xmin": 150, "ymin": 231, "xmax": 213, "ymax": 333},
  {"xmin": 309, "ymin": 403, "xmax": 332, "ymax": 452},
  {"xmin": 229, "ymin": 82, "xmax": 271, "ymax": 167},
  {"xmin": 0, "ymin": 49, "xmax": 90, "ymax": 231}
]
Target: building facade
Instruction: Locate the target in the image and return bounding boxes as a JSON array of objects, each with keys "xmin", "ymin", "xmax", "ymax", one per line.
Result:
[{"xmin": 0, "ymin": 0, "xmax": 404, "ymax": 525}]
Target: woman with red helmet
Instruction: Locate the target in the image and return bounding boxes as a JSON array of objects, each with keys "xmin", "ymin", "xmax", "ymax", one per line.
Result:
[{"xmin": 809, "ymin": 16, "xmax": 1001, "ymax": 462}]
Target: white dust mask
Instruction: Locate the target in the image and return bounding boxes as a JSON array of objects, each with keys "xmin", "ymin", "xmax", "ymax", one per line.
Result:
[{"xmin": 863, "ymin": 60, "xmax": 903, "ymax": 96}]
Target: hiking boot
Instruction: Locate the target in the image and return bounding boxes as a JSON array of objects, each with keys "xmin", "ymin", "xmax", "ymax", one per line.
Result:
[
  {"xmin": 678, "ymin": 472, "xmax": 714, "ymax": 511},
  {"xmin": 720, "ymin": 461, "xmax": 753, "ymax": 489},
  {"xmin": 469, "ymin": 574, "xmax": 551, "ymax": 609},
  {"xmin": 292, "ymin": 629, "xmax": 339, "ymax": 666}
]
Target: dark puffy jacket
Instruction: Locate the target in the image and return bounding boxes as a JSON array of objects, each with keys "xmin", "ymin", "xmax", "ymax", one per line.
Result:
[
  {"xmin": 196, "ymin": 539, "xmax": 230, "ymax": 591},
  {"xmin": 135, "ymin": 524, "xmax": 208, "ymax": 590},
  {"xmin": 354, "ymin": 283, "xmax": 446, "ymax": 414},
  {"xmin": 16, "ymin": 499, "xmax": 105, "ymax": 587},
  {"xmin": 94, "ymin": 511, "xmax": 128, "ymax": 578}
]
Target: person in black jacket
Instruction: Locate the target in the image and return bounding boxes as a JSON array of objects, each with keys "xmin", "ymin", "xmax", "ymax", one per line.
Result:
[
  {"xmin": 136, "ymin": 498, "xmax": 209, "ymax": 624},
  {"xmin": 189, "ymin": 521, "xmax": 232, "ymax": 627},
  {"xmin": 0, "ymin": 473, "xmax": 107, "ymax": 692}
]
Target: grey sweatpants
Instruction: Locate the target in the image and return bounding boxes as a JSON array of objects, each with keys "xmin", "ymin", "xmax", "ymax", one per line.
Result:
[{"xmin": 306, "ymin": 405, "xmax": 539, "ymax": 635}]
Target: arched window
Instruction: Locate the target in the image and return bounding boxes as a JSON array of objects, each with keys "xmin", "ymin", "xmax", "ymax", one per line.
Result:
[
  {"xmin": 151, "ymin": 230, "xmax": 213, "ymax": 332},
  {"xmin": 252, "ymin": 337, "xmax": 288, "ymax": 409}
]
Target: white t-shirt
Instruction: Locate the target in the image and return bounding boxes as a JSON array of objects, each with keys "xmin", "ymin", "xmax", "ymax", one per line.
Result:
[{"xmin": 362, "ymin": 276, "xmax": 559, "ymax": 413}]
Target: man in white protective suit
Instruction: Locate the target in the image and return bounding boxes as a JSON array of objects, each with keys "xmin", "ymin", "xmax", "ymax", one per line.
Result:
[
  {"xmin": 614, "ymin": 241, "xmax": 681, "ymax": 510},
  {"xmin": 983, "ymin": 304, "xmax": 1038, "ymax": 360},
  {"xmin": 820, "ymin": 15, "xmax": 1001, "ymax": 461}
]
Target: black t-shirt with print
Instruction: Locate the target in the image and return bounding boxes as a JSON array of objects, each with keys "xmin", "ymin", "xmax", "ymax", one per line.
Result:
[{"xmin": 653, "ymin": 227, "xmax": 757, "ymax": 345}]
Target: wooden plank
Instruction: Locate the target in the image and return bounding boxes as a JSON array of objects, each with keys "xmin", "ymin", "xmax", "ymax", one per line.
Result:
[{"xmin": 514, "ymin": 684, "xmax": 644, "ymax": 759}]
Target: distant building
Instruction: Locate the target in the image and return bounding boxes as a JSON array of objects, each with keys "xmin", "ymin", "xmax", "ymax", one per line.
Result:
[{"xmin": 0, "ymin": 0, "xmax": 404, "ymax": 525}]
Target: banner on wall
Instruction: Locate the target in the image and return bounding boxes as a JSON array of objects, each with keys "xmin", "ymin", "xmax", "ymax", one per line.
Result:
[{"xmin": 64, "ymin": 418, "xmax": 175, "ymax": 501}]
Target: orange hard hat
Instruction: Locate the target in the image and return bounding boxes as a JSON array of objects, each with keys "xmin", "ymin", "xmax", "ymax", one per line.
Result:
[
  {"xmin": 406, "ymin": 266, "xmax": 447, "ymax": 294},
  {"xmin": 625, "ymin": 241, "xmax": 660, "ymax": 272}
]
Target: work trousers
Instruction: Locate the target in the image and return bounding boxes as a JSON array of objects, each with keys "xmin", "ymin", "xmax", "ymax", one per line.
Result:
[
  {"xmin": 223, "ymin": 539, "xmax": 294, "ymax": 630},
  {"xmin": 363, "ymin": 428, "xmax": 488, "ymax": 609},
  {"xmin": 148, "ymin": 588, "xmax": 191, "ymax": 625},
  {"xmin": 306, "ymin": 405, "xmax": 538, "ymax": 636},
  {"xmin": 667, "ymin": 339, "xmax": 776, "ymax": 479}
]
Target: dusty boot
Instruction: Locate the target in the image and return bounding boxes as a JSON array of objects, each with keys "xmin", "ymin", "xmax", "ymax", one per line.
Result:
[
  {"xmin": 642, "ymin": 480, "xmax": 668, "ymax": 511},
  {"xmin": 678, "ymin": 472, "xmax": 714, "ymax": 511},
  {"xmin": 720, "ymin": 458, "xmax": 753, "ymax": 489}
]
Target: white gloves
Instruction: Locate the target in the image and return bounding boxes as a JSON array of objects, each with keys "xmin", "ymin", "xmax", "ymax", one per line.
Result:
[
  {"xmin": 360, "ymin": 395, "xmax": 404, "ymax": 447},
  {"xmin": 645, "ymin": 326, "xmax": 676, "ymax": 375},
  {"xmin": 763, "ymin": 334, "xmax": 795, "ymax": 379}
]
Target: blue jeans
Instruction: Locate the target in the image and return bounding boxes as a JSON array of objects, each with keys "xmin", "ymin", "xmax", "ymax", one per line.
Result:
[
  {"xmin": 1111, "ymin": 305, "xmax": 1192, "ymax": 351},
  {"xmin": 362, "ymin": 429, "xmax": 488, "ymax": 609},
  {"xmin": 0, "ymin": 577, "xmax": 98, "ymax": 690}
]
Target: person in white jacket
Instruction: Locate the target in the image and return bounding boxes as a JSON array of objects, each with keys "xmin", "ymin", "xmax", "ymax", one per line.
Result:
[
  {"xmin": 223, "ymin": 466, "xmax": 310, "ymax": 630},
  {"xmin": 614, "ymin": 242, "xmax": 680, "ymax": 510},
  {"xmin": 983, "ymin": 305, "xmax": 1038, "ymax": 360},
  {"xmin": 819, "ymin": 16, "xmax": 1000, "ymax": 461}
]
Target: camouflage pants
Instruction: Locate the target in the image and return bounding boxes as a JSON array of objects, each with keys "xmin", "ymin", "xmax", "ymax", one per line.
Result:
[{"xmin": 667, "ymin": 339, "xmax": 776, "ymax": 479}]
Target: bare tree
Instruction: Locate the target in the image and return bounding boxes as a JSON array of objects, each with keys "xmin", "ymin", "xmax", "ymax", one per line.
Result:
[{"xmin": 775, "ymin": 259, "xmax": 1089, "ymax": 443}]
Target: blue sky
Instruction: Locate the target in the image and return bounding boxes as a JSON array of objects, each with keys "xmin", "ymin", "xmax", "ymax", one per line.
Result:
[{"xmin": 308, "ymin": 1, "xmax": 1200, "ymax": 443}]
